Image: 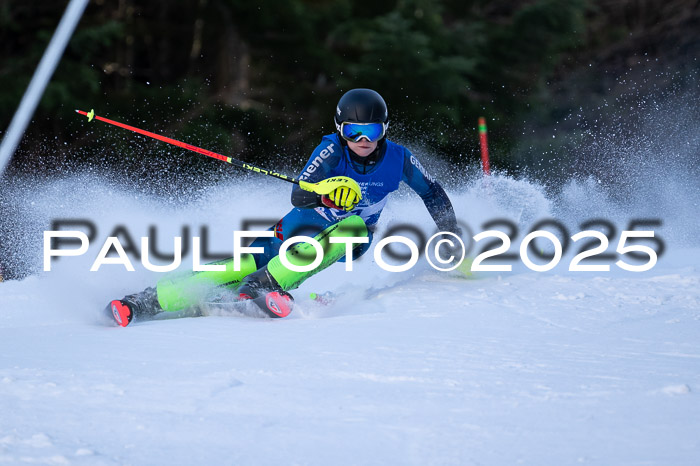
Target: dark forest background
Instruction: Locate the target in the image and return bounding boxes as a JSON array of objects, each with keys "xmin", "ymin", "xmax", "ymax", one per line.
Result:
[{"xmin": 1, "ymin": 0, "xmax": 699, "ymax": 186}]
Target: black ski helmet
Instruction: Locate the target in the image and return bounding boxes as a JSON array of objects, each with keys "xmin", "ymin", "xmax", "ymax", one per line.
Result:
[{"xmin": 334, "ymin": 88, "xmax": 389, "ymax": 128}]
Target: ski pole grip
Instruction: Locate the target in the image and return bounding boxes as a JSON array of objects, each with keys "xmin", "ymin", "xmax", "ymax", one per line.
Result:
[{"xmin": 298, "ymin": 180, "xmax": 315, "ymax": 192}]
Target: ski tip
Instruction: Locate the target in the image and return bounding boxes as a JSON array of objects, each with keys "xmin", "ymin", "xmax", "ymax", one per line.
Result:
[
  {"xmin": 105, "ymin": 299, "xmax": 133, "ymax": 327},
  {"xmin": 261, "ymin": 291, "xmax": 294, "ymax": 318}
]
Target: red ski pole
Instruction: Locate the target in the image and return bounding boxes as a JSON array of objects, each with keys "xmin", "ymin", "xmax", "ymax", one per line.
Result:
[
  {"xmin": 75, "ymin": 109, "xmax": 299, "ymax": 184},
  {"xmin": 75, "ymin": 109, "xmax": 362, "ymax": 199}
]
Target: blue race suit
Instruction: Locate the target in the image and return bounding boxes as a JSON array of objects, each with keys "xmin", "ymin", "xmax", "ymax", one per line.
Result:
[{"xmin": 249, "ymin": 133, "xmax": 457, "ymax": 268}]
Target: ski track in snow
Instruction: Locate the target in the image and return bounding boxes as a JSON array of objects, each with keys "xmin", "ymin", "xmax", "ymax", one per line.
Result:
[{"xmin": 1, "ymin": 175, "xmax": 700, "ymax": 465}]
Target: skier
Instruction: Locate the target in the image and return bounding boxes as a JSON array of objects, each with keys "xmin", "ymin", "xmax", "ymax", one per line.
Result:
[{"xmin": 107, "ymin": 88, "xmax": 459, "ymax": 326}]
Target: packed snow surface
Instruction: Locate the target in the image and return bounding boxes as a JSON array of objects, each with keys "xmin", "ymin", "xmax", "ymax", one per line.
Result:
[{"xmin": 1, "ymin": 172, "xmax": 699, "ymax": 465}]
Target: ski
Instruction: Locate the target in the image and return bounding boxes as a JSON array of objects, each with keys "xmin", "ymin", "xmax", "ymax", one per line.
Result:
[
  {"xmin": 202, "ymin": 290, "xmax": 294, "ymax": 319},
  {"xmin": 105, "ymin": 290, "xmax": 294, "ymax": 327}
]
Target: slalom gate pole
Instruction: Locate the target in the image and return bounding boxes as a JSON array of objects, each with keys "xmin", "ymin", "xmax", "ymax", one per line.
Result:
[
  {"xmin": 75, "ymin": 109, "xmax": 302, "ymax": 187},
  {"xmin": 0, "ymin": 0, "xmax": 89, "ymax": 177},
  {"xmin": 478, "ymin": 116, "xmax": 491, "ymax": 176}
]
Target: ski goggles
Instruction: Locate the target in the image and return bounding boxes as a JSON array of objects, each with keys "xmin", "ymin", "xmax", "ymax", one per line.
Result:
[{"xmin": 336, "ymin": 121, "xmax": 388, "ymax": 143}]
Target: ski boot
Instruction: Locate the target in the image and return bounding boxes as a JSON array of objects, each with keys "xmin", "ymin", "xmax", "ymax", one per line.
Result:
[
  {"xmin": 105, "ymin": 286, "xmax": 161, "ymax": 327},
  {"xmin": 236, "ymin": 266, "xmax": 294, "ymax": 318}
]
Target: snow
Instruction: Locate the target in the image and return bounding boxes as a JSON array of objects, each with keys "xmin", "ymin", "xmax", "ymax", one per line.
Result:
[{"xmin": 1, "ymin": 174, "xmax": 700, "ymax": 465}]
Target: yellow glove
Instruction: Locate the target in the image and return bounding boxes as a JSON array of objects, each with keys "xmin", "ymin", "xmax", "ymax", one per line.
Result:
[
  {"xmin": 299, "ymin": 176, "xmax": 362, "ymax": 211},
  {"xmin": 322, "ymin": 185, "xmax": 360, "ymax": 211}
]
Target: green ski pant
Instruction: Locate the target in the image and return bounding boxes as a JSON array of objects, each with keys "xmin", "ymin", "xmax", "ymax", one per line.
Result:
[{"xmin": 155, "ymin": 215, "xmax": 368, "ymax": 312}]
